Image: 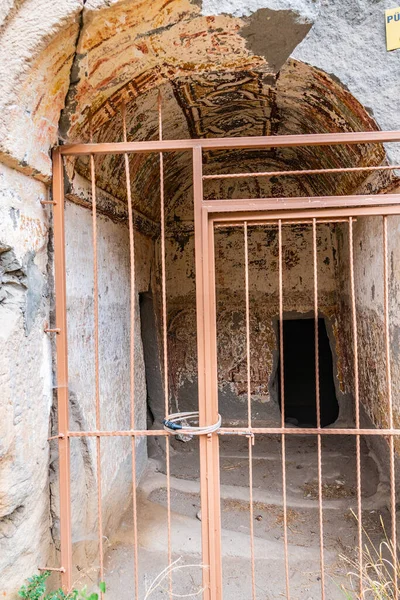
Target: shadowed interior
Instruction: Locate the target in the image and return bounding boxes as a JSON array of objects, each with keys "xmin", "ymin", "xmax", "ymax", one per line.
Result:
[{"xmin": 278, "ymin": 318, "xmax": 339, "ymax": 427}]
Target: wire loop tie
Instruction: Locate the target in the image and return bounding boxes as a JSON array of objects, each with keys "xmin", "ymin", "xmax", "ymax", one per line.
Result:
[{"xmin": 163, "ymin": 411, "xmax": 221, "ymax": 436}]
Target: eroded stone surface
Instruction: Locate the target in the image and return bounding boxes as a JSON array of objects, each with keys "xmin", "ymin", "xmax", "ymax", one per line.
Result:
[
  {"xmin": 336, "ymin": 208, "xmax": 400, "ymax": 439},
  {"xmin": 47, "ymin": 202, "xmax": 153, "ymax": 571},
  {"xmin": 0, "ymin": 0, "xmax": 81, "ymax": 179},
  {"xmin": 293, "ymin": 0, "xmax": 400, "ymax": 163},
  {"xmin": 164, "ymin": 222, "xmax": 349, "ymax": 424},
  {"xmin": 201, "ymin": 0, "xmax": 320, "ymax": 20},
  {"xmin": 0, "ymin": 164, "xmax": 52, "ymax": 596}
]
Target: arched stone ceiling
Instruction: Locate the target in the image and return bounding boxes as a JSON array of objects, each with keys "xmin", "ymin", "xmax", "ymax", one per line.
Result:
[
  {"xmin": 54, "ymin": 0, "xmax": 397, "ymax": 225},
  {"xmin": 2, "ymin": 0, "xmax": 400, "ymax": 185},
  {"xmin": 69, "ymin": 60, "xmax": 392, "ymax": 224}
]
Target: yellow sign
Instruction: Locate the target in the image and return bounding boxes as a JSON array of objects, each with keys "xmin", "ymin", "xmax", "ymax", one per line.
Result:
[{"xmin": 386, "ymin": 7, "xmax": 400, "ymax": 51}]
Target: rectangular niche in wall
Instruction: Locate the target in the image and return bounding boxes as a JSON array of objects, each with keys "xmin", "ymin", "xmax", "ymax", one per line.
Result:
[{"xmin": 277, "ymin": 318, "xmax": 339, "ymax": 428}]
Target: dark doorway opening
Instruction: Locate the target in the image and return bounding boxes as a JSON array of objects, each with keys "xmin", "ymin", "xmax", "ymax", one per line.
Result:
[
  {"xmin": 139, "ymin": 291, "xmax": 164, "ymax": 428},
  {"xmin": 277, "ymin": 318, "xmax": 338, "ymax": 427}
]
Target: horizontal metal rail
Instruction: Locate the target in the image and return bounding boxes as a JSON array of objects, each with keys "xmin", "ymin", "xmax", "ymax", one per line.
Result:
[
  {"xmin": 214, "ymin": 218, "xmax": 353, "ymax": 228},
  {"xmin": 203, "ymin": 164, "xmax": 400, "ymax": 180},
  {"xmin": 209, "ymin": 205, "xmax": 400, "ymax": 225},
  {"xmin": 64, "ymin": 428, "xmax": 400, "ymax": 437},
  {"xmin": 220, "ymin": 427, "xmax": 400, "ymax": 436},
  {"xmin": 204, "ymin": 194, "xmax": 400, "ymax": 214},
  {"xmin": 59, "ymin": 130, "xmax": 400, "ymax": 156}
]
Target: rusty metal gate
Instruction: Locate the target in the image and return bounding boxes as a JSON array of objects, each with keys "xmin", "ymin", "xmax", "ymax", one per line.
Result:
[{"xmin": 51, "ymin": 120, "xmax": 400, "ymax": 599}]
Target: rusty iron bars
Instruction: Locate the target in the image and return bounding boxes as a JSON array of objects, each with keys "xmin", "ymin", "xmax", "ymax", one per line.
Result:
[
  {"xmin": 213, "ymin": 214, "xmax": 399, "ymax": 600},
  {"xmin": 202, "ymin": 163, "xmax": 400, "ymax": 180},
  {"xmin": 59, "ymin": 130, "xmax": 400, "ymax": 155},
  {"xmin": 51, "ymin": 127, "xmax": 400, "ymax": 598}
]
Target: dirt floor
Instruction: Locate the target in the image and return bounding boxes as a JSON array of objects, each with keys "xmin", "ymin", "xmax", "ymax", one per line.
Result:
[{"xmin": 104, "ymin": 434, "xmax": 392, "ymax": 599}]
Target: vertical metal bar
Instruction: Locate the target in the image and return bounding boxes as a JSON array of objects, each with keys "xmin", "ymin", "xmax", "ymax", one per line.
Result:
[
  {"xmin": 193, "ymin": 145, "xmax": 222, "ymax": 599},
  {"xmin": 90, "ymin": 153, "xmax": 104, "ymax": 590},
  {"xmin": 248, "ymin": 438, "xmax": 256, "ymax": 598},
  {"xmin": 349, "ymin": 217, "xmax": 363, "ymax": 596},
  {"xmin": 383, "ymin": 216, "xmax": 398, "ymax": 598},
  {"xmin": 278, "ymin": 220, "xmax": 290, "ymax": 600},
  {"xmin": 244, "ymin": 222, "xmax": 256, "ymax": 599},
  {"xmin": 312, "ymin": 219, "xmax": 325, "ymax": 599},
  {"xmin": 278, "ymin": 221, "xmax": 285, "ymax": 432},
  {"xmin": 207, "ymin": 212, "xmax": 223, "ymax": 599},
  {"xmin": 52, "ymin": 147, "xmax": 73, "ymax": 591},
  {"xmin": 165, "ymin": 438, "xmax": 173, "ymax": 594},
  {"xmin": 194, "ymin": 146, "xmax": 211, "ymax": 598},
  {"xmin": 313, "ymin": 219, "xmax": 321, "ymax": 432},
  {"xmin": 131, "ymin": 435, "xmax": 139, "ymax": 597},
  {"xmin": 158, "ymin": 92, "xmax": 173, "ymax": 598},
  {"xmin": 244, "ymin": 222, "xmax": 252, "ymax": 431},
  {"xmin": 121, "ymin": 104, "xmax": 139, "ymax": 598}
]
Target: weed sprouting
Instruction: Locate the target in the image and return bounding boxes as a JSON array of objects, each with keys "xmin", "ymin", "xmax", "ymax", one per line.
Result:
[
  {"xmin": 339, "ymin": 513, "xmax": 399, "ymax": 599},
  {"xmin": 18, "ymin": 572, "xmax": 106, "ymax": 600}
]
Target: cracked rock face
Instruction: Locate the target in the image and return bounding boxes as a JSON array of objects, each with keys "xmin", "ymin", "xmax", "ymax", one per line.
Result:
[{"xmin": 0, "ymin": 164, "xmax": 52, "ymax": 596}]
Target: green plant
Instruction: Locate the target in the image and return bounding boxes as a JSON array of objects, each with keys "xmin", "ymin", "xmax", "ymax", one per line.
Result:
[
  {"xmin": 18, "ymin": 572, "xmax": 106, "ymax": 600},
  {"xmin": 18, "ymin": 572, "xmax": 49, "ymax": 600},
  {"xmin": 19, "ymin": 561, "xmax": 207, "ymax": 599}
]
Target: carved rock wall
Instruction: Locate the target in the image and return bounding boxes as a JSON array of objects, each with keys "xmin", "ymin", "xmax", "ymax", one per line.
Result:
[
  {"xmin": 164, "ymin": 220, "xmax": 347, "ymax": 425},
  {"xmin": 50, "ymin": 201, "xmax": 154, "ymax": 576},
  {"xmin": 0, "ymin": 163, "xmax": 53, "ymax": 595}
]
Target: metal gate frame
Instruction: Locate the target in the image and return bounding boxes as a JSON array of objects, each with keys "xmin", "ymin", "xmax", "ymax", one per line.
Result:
[{"xmin": 52, "ymin": 129, "xmax": 400, "ymax": 599}]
